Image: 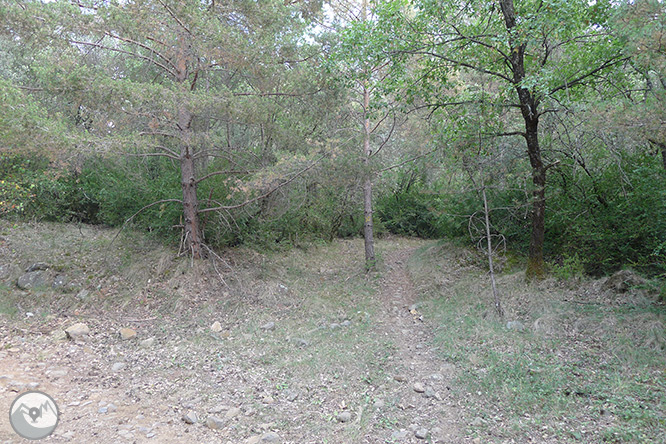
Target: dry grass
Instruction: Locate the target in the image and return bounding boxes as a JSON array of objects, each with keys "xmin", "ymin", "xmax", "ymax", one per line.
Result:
[{"xmin": 407, "ymin": 241, "xmax": 666, "ymax": 443}]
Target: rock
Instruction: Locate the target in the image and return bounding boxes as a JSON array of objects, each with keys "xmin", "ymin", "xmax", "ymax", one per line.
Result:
[
  {"xmin": 17, "ymin": 271, "xmax": 48, "ymax": 290},
  {"xmin": 329, "ymin": 323, "xmax": 340, "ymax": 330},
  {"xmin": 182, "ymin": 411, "xmax": 199, "ymax": 424},
  {"xmin": 260, "ymin": 322, "xmax": 275, "ymax": 331},
  {"xmin": 246, "ymin": 436, "xmax": 261, "ymax": 444},
  {"xmin": 391, "ymin": 430, "xmax": 409, "ymax": 440},
  {"xmin": 415, "ymin": 428, "xmax": 428, "ymax": 439},
  {"xmin": 262, "ymin": 396, "xmax": 275, "ymax": 405},
  {"xmin": 26, "ymin": 262, "xmax": 49, "ymax": 272},
  {"xmin": 284, "ymin": 389, "xmax": 299, "ymax": 402},
  {"xmin": 65, "ymin": 323, "xmax": 90, "ymax": 340},
  {"xmin": 52, "ymin": 275, "xmax": 69, "ymax": 289},
  {"xmin": 224, "ymin": 407, "xmax": 242, "ymax": 419},
  {"xmin": 290, "ymin": 338, "xmax": 309, "ymax": 347},
  {"xmin": 424, "ymin": 387, "xmax": 436, "ymax": 398},
  {"xmin": 76, "ymin": 289, "xmax": 90, "ymax": 300},
  {"xmin": 119, "ymin": 328, "xmax": 137, "ymax": 340},
  {"xmin": 47, "ymin": 369, "xmax": 68, "ymax": 379},
  {"xmin": 506, "ymin": 321, "xmax": 525, "ymax": 332},
  {"xmin": 140, "ymin": 338, "xmax": 155, "ymax": 348},
  {"xmin": 211, "ymin": 321, "xmax": 223, "ymax": 332},
  {"xmin": 470, "ymin": 417, "xmax": 484, "ymax": 427},
  {"xmin": 260, "ymin": 432, "xmax": 281, "ymax": 442},
  {"xmin": 337, "ymin": 411, "xmax": 352, "ymax": 423},
  {"xmin": 472, "ymin": 438, "xmax": 482, "ymax": 444},
  {"xmin": 206, "ymin": 415, "xmax": 226, "ymax": 430},
  {"xmin": 394, "ymin": 374, "xmax": 408, "ymax": 383},
  {"xmin": 373, "ymin": 398, "xmax": 385, "ymax": 409},
  {"xmin": 603, "ymin": 269, "xmax": 646, "ymax": 293},
  {"xmin": 0, "ymin": 264, "xmax": 11, "ymax": 280},
  {"xmin": 413, "ymin": 382, "xmax": 426, "ymax": 393},
  {"xmin": 111, "ymin": 362, "xmax": 126, "ymax": 372},
  {"xmin": 340, "ymin": 320, "xmax": 351, "ymax": 327},
  {"xmin": 107, "ymin": 403, "xmax": 117, "ymax": 413}
]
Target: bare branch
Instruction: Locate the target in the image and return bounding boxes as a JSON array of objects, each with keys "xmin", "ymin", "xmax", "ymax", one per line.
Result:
[
  {"xmin": 199, "ymin": 156, "xmax": 324, "ymax": 213},
  {"xmin": 377, "ymin": 147, "xmax": 439, "ymax": 173},
  {"xmin": 110, "ymin": 199, "xmax": 183, "ymax": 246}
]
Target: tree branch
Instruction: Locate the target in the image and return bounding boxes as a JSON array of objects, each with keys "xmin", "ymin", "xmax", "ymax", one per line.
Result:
[{"xmin": 199, "ymin": 156, "xmax": 324, "ymax": 213}]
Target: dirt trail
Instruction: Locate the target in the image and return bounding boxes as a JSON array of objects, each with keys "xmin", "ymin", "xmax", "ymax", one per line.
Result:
[
  {"xmin": 0, "ymin": 231, "xmax": 468, "ymax": 444},
  {"xmin": 367, "ymin": 247, "xmax": 465, "ymax": 443}
]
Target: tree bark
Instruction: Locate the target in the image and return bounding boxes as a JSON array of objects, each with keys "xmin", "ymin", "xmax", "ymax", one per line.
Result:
[
  {"xmin": 363, "ymin": 85, "xmax": 376, "ymax": 269},
  {"xmin": 361, "ymin": 0, "xmax": 375, "ymax": 270},
  {"xmin": 175, "ymin": 37, "xmax": 203, "ymax": 259},
  {"xmin": 524, "ymin": 117, "xmax": 546, "ymax": 279},
  {"xmin": 178, "ymin": 106, "xmax": 203, "ymax": 259},
  {"xmin": 500, "ymin": 0, "xmax": 546, "ymax": 279}
]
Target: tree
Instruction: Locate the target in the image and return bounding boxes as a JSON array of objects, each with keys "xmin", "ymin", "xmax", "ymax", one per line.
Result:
[
  {"xmin": 373, "ymin": 0, "xmax": 627, "ymax": 278},
  {"xmin": 1, "ymin": 0, "xmax": 323, "ymax": 257}
]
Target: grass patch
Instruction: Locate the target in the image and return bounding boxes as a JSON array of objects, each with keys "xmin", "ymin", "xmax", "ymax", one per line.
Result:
[{"xmin": 408, "ymin": 241, "xmax": 666, "ymax": 443}]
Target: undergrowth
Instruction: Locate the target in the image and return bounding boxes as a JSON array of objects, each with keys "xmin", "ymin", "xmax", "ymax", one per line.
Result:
[{"xmin": 408, "ymin": 241, "xmax": 666, "ymax": 443}]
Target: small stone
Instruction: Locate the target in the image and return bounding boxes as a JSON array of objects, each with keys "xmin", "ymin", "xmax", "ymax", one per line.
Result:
[
  {"xmin": 424, "ymin": 387, "xmax": 436, "ymax": 398},
  {"xmin": 415, "ymin": 428, "xmax": 428, "ymax": 439},
  {"xmin": 472, "ymin": 438, "xmax": 482, "ymax": 444},
  {"xmin": 413, "ymin": 382, "xmax": 426, "ymax": 393},
  {"xmin": 373, "ymin": 398, "xmax": 385, "ymax": 409},
  {"xmin": 337, "ymin": 411, "xmax": 352, "ymax": 423},
  {"xmin": 65, "ymin": 323, "xmax": 90, "ymax": 340},
  {"xmin": 52, "ymin": 274, "xmax": 69, "ymax": 289},
  {"xmin": 107, "ymin": 403, "xmax": 117, "ymax": 413},
  {"xmin": 329, "ymin": 323, "xmax": 340, "ymax": 330},
  {"xmin": 246, "ymin": 436, "xmax": 261, "ymax": 444},
  {"xmin": 119, "ymin": 328, "xmax": 137, "ymax": 340},
  {"xmin": 260, "ymin": 431, "xmax": 281, "ymax": 442},
  {"xmin": 98, "ymin": 406, "xmax": 108, "ymax": 414},
  {"xmin": 225, "ymin": 407, "xmax": 242, "ymax": 419},
  {"xmin": 260, "ymin": 322, "xmax": 275, "ymax": 331},
  {"xmin": 76, "ymin": 289, "xmax": 90, "ymax": 300},
  {"xmin": 394, "ymin": 374, "xmax": 407, "ymax": 382},
  {"xmin": 284, "ymin": 390, "xmax": 299, "ymax": 402},
  {"xmin": 26, "ymin": 262, "xmax": 48, "ymax": 272},
  {"xmin": 206, "ymin": 415, "xmax": 226, "ymax": 430},
  {"xmin": 17, "ymin": 270, "xmax": 48, "ymax": 289},
  {"xmin": 506, "ymin": 321, "xmax": 525, "ymax": 332},
  {"xmin": 340, "ymin": 320, "xmax": 351, "ymax": 327},
  {"xmin": 290, "ymin": 338, "xmax": 309, "ymax": 347},
  {"xmin": 146, "ymin": 432, "xmax": 156, "ymax": 438},
  {"xmin": 391, "ymin": 430, "xmax": 409, "ymax": 440},
  {"xmin": 211, "ymin": 321, "xmax": 223, "ymax": 332},
  {"xmin": 471, "ymin": 417, "xmax": 484, "ymax": 427},
  {"xmin": 140, "ymin": 338, "xmax": 155, "ymax": 348},
  {"xmin": 111, "ymin": 362, "xmax": 126, "ymax": 372},
  {"xmin": 262, "ymin": 396, "xmax": 275, "ymax": 404}
]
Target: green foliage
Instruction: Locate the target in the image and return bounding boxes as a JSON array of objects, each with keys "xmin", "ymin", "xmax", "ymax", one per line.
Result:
[
  {"xmin": 376, "ymin": 190, "xmax": 443, "ymax": 238},
  {"xmin": 550, "ymin": 253, "xmax": 585, "ymax": 281},
  {"xmin": 547, "ymin": 151, "xmax": 666, "ymax": 277}
]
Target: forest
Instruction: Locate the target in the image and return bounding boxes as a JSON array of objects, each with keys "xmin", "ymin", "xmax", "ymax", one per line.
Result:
[
  {"xmin": 0, "ymin": 0, "xmax": 664, "ymax": 284},
  {"xmin": 1, "ymin": 2, "xmax": 665, "ymax": 443}
]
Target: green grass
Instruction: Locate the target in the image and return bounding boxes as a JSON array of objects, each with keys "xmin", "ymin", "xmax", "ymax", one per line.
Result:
[{"xmin": 408, "ymin": 241, "xmax": 666, "ymax": 443}]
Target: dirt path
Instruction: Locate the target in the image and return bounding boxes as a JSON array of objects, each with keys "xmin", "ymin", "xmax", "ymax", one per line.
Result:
[
  {"xmin": 365, "ymin": 247, "xmax": 464, "ymax": 443},
  {"xmin": 0, "ymin": 229, "xmax": 468, "ymax": 444}
]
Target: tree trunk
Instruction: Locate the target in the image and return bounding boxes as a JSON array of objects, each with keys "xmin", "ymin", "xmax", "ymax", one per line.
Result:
[
  {"xmin": 360, "ymin": 0, "xmax": 375, "ymax": 270},
  {"xmin": 501, "ymin": 0, "xmax": 546, "ymax": 279},
  {"xmin": 362, "ymin": 85, "xmax": 375, "ymax": 269},
  {"xmin": 525, "ymin": 117, "xmax": 546, "ymax": 279},
  {"xmin": 174, "ymin": 36, "xmax": 203, "ymax": 259},
  {"xmin": 178, "ymin": 106, "xmax": 203, "ymax": 259}
]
